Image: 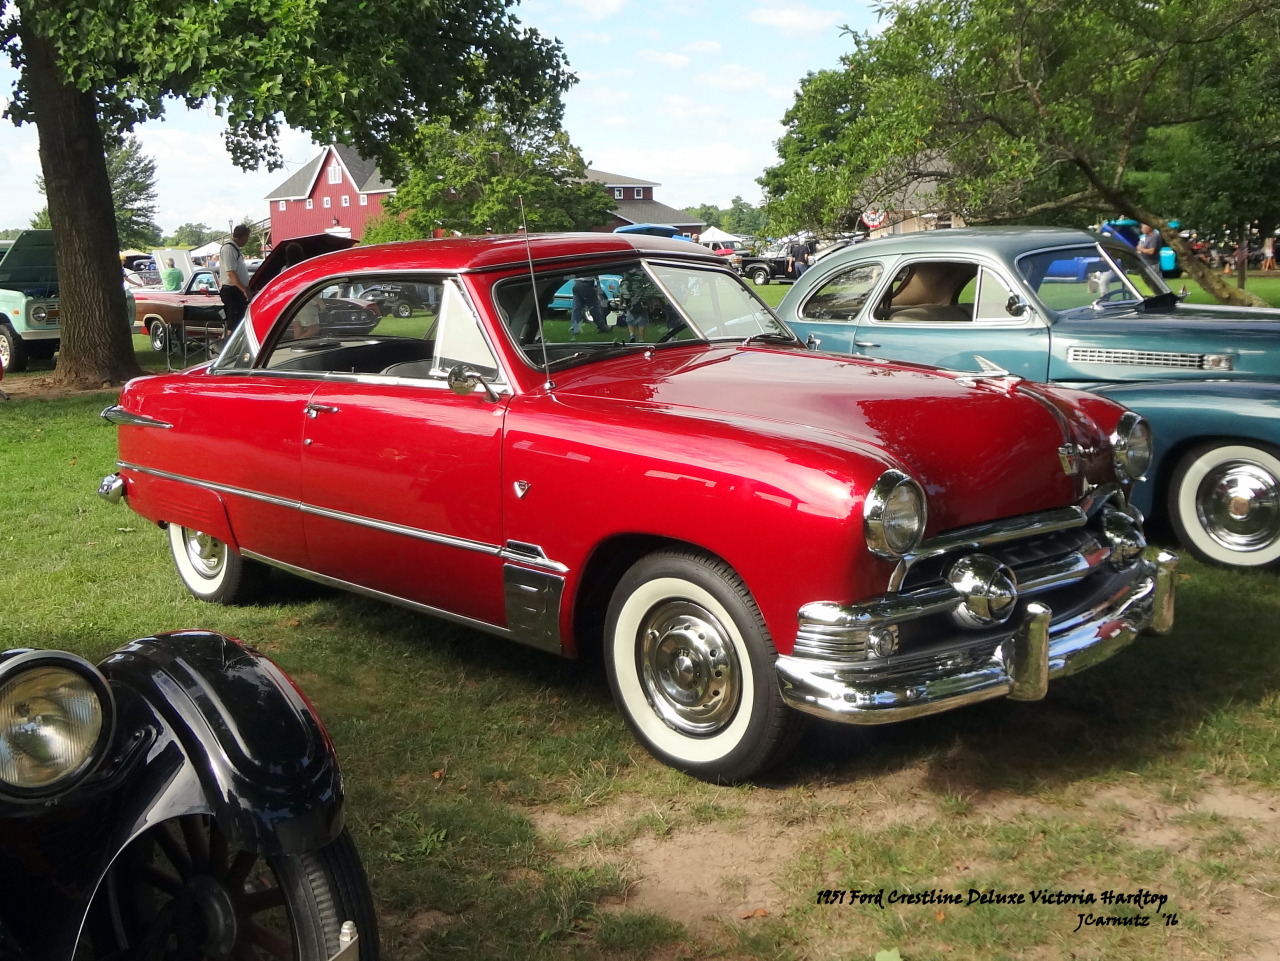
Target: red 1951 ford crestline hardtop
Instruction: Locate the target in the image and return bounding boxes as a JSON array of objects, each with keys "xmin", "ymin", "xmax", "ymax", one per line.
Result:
[{"xmin": 99, "ymin": 233, "xmax": 1177, "ymax": 781}]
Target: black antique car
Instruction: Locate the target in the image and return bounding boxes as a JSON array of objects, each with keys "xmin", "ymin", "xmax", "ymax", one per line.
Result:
[{"xmin": 0, "ymin": 631, "xmax": 378, "ymax": 960}]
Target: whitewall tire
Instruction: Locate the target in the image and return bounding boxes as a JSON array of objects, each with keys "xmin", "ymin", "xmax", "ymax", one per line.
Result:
[
  {"xmin": 1168, "ymin": 442, "xmax": 1280, "ymax": 568},
  {"xmin": 604, "ymin": 550, "xmax": 805, "ymax": 782},
  {"xmin": 167, "ymin": 523, "xmax": 265, "ymax": 604}
]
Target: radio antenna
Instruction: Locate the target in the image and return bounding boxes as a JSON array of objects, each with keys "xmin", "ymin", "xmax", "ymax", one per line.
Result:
[{"xmin": 518, "ymin": 196, "xmax": 553, "ymax": 389}]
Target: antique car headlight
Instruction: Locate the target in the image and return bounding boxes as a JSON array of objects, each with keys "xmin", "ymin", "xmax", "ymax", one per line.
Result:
[
  {"xmin": 864, "ymin": 469, "xmax": 928, "ymax": 558},
  {"xmin": 31, "ymin": 305, "xmax": 47, "ymax": 323},
  {"xmin": 0, "ymin": 650, "xmax": 114, "ymax": 799},
  {"xmin": 1111, "ymin": 411, "xmax": 1153, "ymax": 481}
]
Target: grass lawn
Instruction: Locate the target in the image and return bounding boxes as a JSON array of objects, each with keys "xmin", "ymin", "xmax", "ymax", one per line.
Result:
[{"xmin": 3, "ymin": 304, "xmax": 1280, "ymax": 960}]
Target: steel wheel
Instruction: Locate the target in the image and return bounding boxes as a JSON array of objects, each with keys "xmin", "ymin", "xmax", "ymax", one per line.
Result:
[
  {"xmin": 1169, "ymin": 442, "xmax": 1280, "ymax": 567},
  {"xmin": 168, "ymin": 523, "xmax": 266, "ymax": 604},
  {"xmin": 394, "ymin": 301, "xmax": 413, "ymax": 318},
  {"xmin": 90, "ymin": 816, "xmax": 379, "ymax": 960},
  {"xmin": 751, "ymin": 267, "xmax": 770, "ymax": 286},
  {"xmin": 150, "ymin": 320, "xmax": 168, "ymax": 352},
  {"xmin": 604, "ymin": 550, "xmax": 805, "ymax": 782}
]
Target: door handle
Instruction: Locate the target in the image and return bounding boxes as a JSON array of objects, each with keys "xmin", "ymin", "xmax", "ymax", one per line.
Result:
[
  {"xmin": 304, "ymin": 403, "xmax": 340, "ymax": 418},
  {"xmin": 852, "ymin": 340, "xmax": 880, "ymax": 350}
]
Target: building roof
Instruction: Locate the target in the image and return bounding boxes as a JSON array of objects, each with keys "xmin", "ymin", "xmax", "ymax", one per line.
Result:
[
  {"xmin": 265, "ymin": 144, "xmax": 394, "ymax": 201},
  {"xmin": 612, "ymin": 199, "xmax": 704, "ymax": 229},
  {"xmin": 585, "ymin": 168, "xmax": 660, "ymax": 188}
]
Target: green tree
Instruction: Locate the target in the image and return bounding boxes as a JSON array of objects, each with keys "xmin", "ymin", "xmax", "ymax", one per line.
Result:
[
  {"xmin": 35, "ymin": 137, "xmax": 162, "ymax": 249},
  {"xmin": 28, "ymin": 208, "xmax": 51, "ymax": 229},
  {"xmin": 363, "ymin": 106, "xmax": 614, "ymax": 240},
  {"xmin": 721, "ymin": 196, "xmax": 766, "ymax": 237},
  {"xmin": 684, "ymin": 204, "xmax": 722, "ymax": 229},
  {"xmin": 2, "ymin": 1, "xmax": 569, "ymax": 387},
  {"xmin": 762, "ymin": 0, "xmax": 1280, "ymax": 305},
  {"xmin": 165, "ymin": 223, "xmax": 222, "ymax": 247}
]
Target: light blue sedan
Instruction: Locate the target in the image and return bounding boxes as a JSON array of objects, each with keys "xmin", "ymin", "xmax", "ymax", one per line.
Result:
[{"xmin": 780, "ymin": 226, "xmax": 1280, "ymax": 569}]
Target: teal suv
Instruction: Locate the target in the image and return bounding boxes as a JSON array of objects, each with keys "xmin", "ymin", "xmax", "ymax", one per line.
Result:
[{"xmin": 779, "ymin": 226, "xmax": 1280, "ymax": 569}]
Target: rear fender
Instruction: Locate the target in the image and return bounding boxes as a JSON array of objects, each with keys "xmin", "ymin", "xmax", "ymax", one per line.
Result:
[{"xmin": 121, "ymin": 469, "xmax": 240, "ymax": 548}]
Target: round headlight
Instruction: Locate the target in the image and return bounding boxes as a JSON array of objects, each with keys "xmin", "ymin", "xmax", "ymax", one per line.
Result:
[
  {"xmin": 864, "ymin": 469, "xmax": 928, "ymax": 558},
  {"xmin": 1111, "ymin": 411, "xmax": 1153, "ymax": 481},
  {"xmin": 31, "ymin": 305, "xmax": 47, "ymax": 323},
  {"xmin": 0, "ymin": 651, "xmax": 113, "ymax": 799}
]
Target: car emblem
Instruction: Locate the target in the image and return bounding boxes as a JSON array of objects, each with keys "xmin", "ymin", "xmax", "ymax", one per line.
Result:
[
  {"xmin": 1058, "ymin": 444, "xmax": 1081, "ymax": 476},
  {"xmin": 514, "ymin": 480, "xmax": 531, "ymax": 499}
]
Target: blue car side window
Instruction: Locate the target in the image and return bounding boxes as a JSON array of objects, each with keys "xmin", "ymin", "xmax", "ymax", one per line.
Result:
[{"xmin": 800, "ymin": 263, "xmax": 884, "ymax": 322}]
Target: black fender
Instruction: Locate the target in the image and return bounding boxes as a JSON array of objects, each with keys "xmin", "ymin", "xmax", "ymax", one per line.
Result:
[{"xmin": 99, "ymin": 630, "xmax": 345, "ymax": 856}]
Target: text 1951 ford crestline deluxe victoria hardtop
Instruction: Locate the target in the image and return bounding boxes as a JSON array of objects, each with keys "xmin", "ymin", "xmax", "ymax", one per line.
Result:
[
  {"xmin": 99, "ymin": 233, "xmax": 1177, "ymax": 781},
  {"xmin": 779, "ymin": 226, "xmax": 1280, "ymax": 570}
]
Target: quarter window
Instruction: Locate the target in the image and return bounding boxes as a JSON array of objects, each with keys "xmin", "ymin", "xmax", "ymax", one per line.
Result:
[{"xmin": 800, "ymin": 263, "xmax": 885, "ymax": 322}]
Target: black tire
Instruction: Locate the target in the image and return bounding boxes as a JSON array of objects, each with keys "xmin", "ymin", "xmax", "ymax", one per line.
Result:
[
  {"xmin": 394, "ymin": 301, "xmax": 413, "ymax": 318},
  {"xmin": 167, "ymin": 522, "xmax": 268, "ymax": 603},
  {"xmin": 1168, "ymin": 442, "xmax": 1280, "ymax": 568},
  {"xmin": 0, "ymin": 323, "xmax": 28, "ymax": 373},
  {"xmin": 26, "ymin": 339, "xmax": 58, "ymax": 360},
  {"xmin": 89, "ymin": 816, "xmax": 380, "ymax": 961},
  {"xmin": 149, "ymin": 320, "xmax": 168, "ymax": 352},
  {"xmin": 751, "ymin": 267, "xmax": 770, "ymax": 286},
  {"xmin": 604, "ymin": 549, "xmax": 807, "ymax": 783}
]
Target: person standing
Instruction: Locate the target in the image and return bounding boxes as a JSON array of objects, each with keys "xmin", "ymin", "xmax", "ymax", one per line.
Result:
[
  {"xmin": 218, "ymin": 225, "xmax": 252, "ymax": 326},
  {"xmin": 161, "ymin": 257, "xmax": 183, "ymax": 291},
  {"xmin": 787, "ymin": 237, "xmax": 812, "ymax": 278},
  {"xmin": 1136, "ymin": 223, "xmax": 1162, "ymax": 269}
]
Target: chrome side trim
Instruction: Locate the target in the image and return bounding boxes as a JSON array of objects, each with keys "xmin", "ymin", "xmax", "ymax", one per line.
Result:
[
  {"xmin": 777, "ymin": 547, "xmax": 1177, "ymax": 725},
  {"xmin": 500, "ymin": 541, "xmax": 570, "ymax": 573},
  {"xmin": 101, "ymin": 406, "xmax": 173, "ymax": 429},
  {"xmin": 117, "ymin": 461, "xmax": 502, "ymax": 558}
]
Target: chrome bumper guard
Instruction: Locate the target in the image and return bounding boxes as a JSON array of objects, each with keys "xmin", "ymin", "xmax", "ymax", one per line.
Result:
[
  {"xmin": 776, "ymin": 548, "xmax": 1178, "ymax": 724},
  {"xmin": 98, "ymin": 473, "xmax": 126, "ymax": 505}
]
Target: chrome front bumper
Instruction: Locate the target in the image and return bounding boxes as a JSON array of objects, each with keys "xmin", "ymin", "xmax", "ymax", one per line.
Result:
[{"xmin": 776, "ymin": 548, "xmax": 1178, "ymax": 724}]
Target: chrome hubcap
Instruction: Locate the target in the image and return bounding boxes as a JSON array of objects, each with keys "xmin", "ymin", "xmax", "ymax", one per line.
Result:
[
  {"xmin": 638, "ymin": 600, "xmax": 740, "ymax": 736},
  {"xmin": 1197, "ymin": 461, "xmax": 1280, "ymax": 551},
  {"xmin": 184, "ymin": 530, "xmax": 226, "ymax": 579}
]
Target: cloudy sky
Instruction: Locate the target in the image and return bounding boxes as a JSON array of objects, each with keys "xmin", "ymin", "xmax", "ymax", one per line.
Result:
[{"xmin": 0, "ymin": 1, "xmax": 878, "ymax": 234}]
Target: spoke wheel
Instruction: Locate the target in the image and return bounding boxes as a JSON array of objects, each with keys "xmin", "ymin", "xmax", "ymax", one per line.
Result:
[
  {"xmin": 150, "ymin": 321, "xmax": 168, "ymax": 352},
  {"xmin": 604, "ymin": 550, "xmax": 806, "ymax": 782},
  {"xmin": 168, "ymin": 523, "xmax": 266, "ymax": 604},
  {"xmin": 90, "ymin": 816, "xmax": 379, "ymax": 961},
  {"xmin": 1169, "ymin": 442, "xmax": 1280, "ymax": 567}
]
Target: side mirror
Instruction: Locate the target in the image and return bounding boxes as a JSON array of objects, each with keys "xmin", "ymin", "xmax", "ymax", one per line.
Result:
[
  {"xmin": 1006, "ymin": 295, "xmax": 1030, "ymax": 317},
  {"xmin": 805, "ymin": 332, "xmax": 822, "ymax": 350},
  {"xmin": 447, "ymin": 364, "xmax": 500, "ymax": 403}
]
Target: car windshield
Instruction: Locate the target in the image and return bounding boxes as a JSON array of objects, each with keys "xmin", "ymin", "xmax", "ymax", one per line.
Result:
[
  {"xmin": 1015, "ymin": 243, "xmax": 1170, "ymax": 315},
  {"xmin": 493, "ymin": 260, "xmax": 792, "ymax": 369}
]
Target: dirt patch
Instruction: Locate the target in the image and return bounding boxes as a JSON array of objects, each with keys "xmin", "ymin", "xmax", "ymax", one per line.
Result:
[{"xmin": 1, "ymin": 373, "xmax": 122, "ymax": 399}]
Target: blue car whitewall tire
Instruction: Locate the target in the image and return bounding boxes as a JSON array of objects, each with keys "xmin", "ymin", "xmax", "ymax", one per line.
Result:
[{"xmin": 1169, "ymin": 442, "xmax": 1280, "ymax": 568}]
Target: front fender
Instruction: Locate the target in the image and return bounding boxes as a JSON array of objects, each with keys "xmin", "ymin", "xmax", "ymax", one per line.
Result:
[
  {"xmin": 99, "ymin": 631, "xmax": 344, "ymax": 856},
  {"xmin": 1090, "ymin": 379, "xmax": 1280, "ymax": 515}
]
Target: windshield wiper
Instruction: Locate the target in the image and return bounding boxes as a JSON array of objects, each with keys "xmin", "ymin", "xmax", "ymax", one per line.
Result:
[{"xmin": 742, "ymin": 330, "xmax": 800, "ymax": 346}]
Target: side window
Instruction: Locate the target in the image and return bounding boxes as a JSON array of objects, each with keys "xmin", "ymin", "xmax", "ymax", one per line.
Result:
[
  {"xmin": 260, "ymin": 277, "xmax": 444, "ymax": 378},
  {"xmin": 974, "ymin": 268, "xmax": 1020, "ymax": 321},
  {"xmin": 874, "ymin": 261, "xmax": 977, "ymax": 323},
  {"xmin": 800, "ymin": 263, "xmax": 884, "ymax": 322}
]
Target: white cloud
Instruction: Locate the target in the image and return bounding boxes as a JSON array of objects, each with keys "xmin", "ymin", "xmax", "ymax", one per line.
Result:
[
  {"xmin": 683, "ymin": 39, "xmax": 722, "ymax": 56},
  {"xmin": 559, "ymin": 0, "xmax": 627, "ymax": 22},
  {"xmin": 693, "ymin": 63, "xmax": 769, "ymax": 92},
  {"xmin": 746, "ymin": 3, "xmax": 844, "ymax": 38},
  {"xmin": 639, "ymin": 50, "xmax": 692, "ymax": 70},
  {"xmin": 580, "ymin": 31, "xmax": 612, "ymax": 43}
]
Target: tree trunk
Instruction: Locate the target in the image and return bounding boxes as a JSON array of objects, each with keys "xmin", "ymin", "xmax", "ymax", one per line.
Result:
[
  {"xmin": 19, "ymin": 23, "xmax": 143, "ymax": 388},
  {"xmin": 1162, "ymin": 228, "xmax": 1268, "ymax": 308}
]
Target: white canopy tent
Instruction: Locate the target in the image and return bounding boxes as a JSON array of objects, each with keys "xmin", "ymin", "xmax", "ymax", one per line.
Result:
[{"xmin": 699, "ymin": 225, "xmax": 743, "ymax": 242}]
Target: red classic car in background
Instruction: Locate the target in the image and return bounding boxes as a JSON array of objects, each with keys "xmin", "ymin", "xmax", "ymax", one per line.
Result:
[
  {"xmin": 131, "ymin": 234, "xmax": 368, "ymax": 353},
  {"xmin": 100, "ymin": 233, "xmax": 1177, "ymax": 782}
]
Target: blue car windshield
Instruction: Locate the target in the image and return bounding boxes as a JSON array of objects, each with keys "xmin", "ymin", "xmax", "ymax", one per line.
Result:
[{"xmin": 1015, "ymin": 244, "xmax": 1169, "ymax": 315}]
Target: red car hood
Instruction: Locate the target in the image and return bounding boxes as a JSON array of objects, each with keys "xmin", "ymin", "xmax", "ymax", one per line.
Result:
[{"xmin": 553, "ymin": 345, "xmax": 1093, "ymax": 532}]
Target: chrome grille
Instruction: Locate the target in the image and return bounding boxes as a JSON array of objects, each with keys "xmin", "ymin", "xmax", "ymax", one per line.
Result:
[{"xmin": 1067, "ymin": 347, "xmax": 1210, "ymax": 369}]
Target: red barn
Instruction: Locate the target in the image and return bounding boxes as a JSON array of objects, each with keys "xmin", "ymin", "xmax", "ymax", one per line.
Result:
[{"xmin": 265, "ymin": 145, "xmax": 394, "ymax": 244}]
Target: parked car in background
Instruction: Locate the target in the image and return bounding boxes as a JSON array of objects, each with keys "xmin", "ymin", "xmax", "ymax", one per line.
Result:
[
  {"xmin": 779, "ymin": 226, "xmax": 1280, "ymax": 568},
  {"xmin": 360, "ymin": 281, "xmax": 441, "ymax": 317},
  {"xmin": 100, "ymin": 232, "xmax": 1175, "ymax": 782},
  {"xmin": 0, "ymin": 230, "xmax": 60, "ymax": 372},
  {"xmin": 0, "ymin": 630, "xmax": 376, "ymax": 960},
  {"xmin": 739, "ymin": 245, "xmax": 794, "ymax": 285},
  {"xmin": 133, "ymin": 234, "xmax": 358, "ymax": 351}
]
